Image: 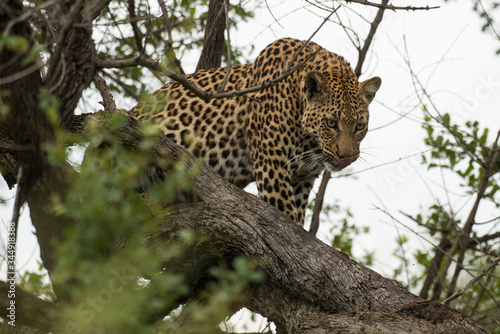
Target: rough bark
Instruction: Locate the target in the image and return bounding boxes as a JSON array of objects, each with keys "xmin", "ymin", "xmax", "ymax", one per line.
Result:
[
  {"xmin": 0, "ymin": 109, "xmax": 490, "ymax": 333},
  {"xmin": 0, "ymin": 0, "xmax": 97, "ymax": 293},
  {"xmin": 2, "ymin": 0, "xmax": 478, "ymax": 332},
  {"xmin": 196, "ymin": 0, "xmax": 226, "ymax": 71},
  {"xmin": 0, "ymin": 0, "xmax": 49, "ymax": 195}
]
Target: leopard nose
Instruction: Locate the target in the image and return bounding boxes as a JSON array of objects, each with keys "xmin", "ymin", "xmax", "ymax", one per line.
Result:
[{"xmin": 334, "ymin": 157, "xmax": 353, "ymax": 169}]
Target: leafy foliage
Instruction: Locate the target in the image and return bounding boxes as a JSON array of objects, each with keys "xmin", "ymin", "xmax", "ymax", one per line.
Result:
[
  {"xmin": 422, "ymin": 113, "xmax": 499, "ymax": 206},
  {"xmin": 403, "ymin": 111, "xmax": 500, "ymax": 332},
  {"xmin": 42, "ymin": 115, "xmax": 264, "ymax": 333}
]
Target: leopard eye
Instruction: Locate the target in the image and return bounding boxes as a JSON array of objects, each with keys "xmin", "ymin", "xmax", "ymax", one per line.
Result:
[
  {"xmin": 355, "ymin": 123, "xmax": 366, "ymax": 131},
  {"xmin": 326, "ymin": 119, "xmax": 337, "ymax": 129}
]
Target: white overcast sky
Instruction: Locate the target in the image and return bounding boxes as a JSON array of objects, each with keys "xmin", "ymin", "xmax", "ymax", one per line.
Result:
[{"xmin": 1, "ymin": 0, "xmax": 499, "ymax": 299}]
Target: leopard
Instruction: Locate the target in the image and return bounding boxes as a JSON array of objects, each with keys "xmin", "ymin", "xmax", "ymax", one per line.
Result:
[{"xmin": 130, "ymin": 38, "xmax": 381, "ymax": 227}]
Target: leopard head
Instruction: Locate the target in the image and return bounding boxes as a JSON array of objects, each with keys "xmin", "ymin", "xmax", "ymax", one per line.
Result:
[{"xmin": 301, "ymin": 71, "xmax": 381, "ymax": 171}]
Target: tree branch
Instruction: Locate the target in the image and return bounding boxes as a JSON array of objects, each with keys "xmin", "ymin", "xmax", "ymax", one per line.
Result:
[
  {"xmin": 45, "ymin": 0, "xmax": 104, "ymax": 126},
  {"xmin": 442, "ymin": 254, "xmax": 500, "ymax": 306},
  {"xmin": 309, "ymin": 170, "xmax": 330, "ymax": 236},
  {"xmin": 354, "ymin": 0, "xmax": 388, "ymax": 77},
  {"xmin": 343, "ymin": 0, "xmax": 439, "ymax": 11},
  {"xmin": 96, "ymin": 51, "xmax": 320, "ymax": 102},
  {"xmin": 0, "ymin": 111, "xmax": 489, "ymax": 333}
]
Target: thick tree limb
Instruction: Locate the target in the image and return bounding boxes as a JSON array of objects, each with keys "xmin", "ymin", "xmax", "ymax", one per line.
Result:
[
  {"xmin": 0, "ymin": 0, "xmax": 95, "ymax": 300},
  {"xmin": 45, "ymin": 0, "xmax": 108, "ymax": 127},
  {"xmin": 104, "ymin": 113, "xmax": 486, "ymax": 333},
  {"xmin": 0, "ymin": 0, "xmax": 49, "ymax": 194},
  {"xmin": 0, "ymin": 111, "xmax": 489, "ymax": 333}
]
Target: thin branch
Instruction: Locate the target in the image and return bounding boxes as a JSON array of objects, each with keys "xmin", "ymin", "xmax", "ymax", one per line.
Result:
[
  {"xmin": 287, "ymin": 6, "xmax": 339, "ymax": 72},
  {"xmin": 477, "ymin": 0, "xmax": 500, "ymax": 41},
  {"xmin": 343, "ymin": 0, "xmax": 439, "ymax": 11},
  {"xmin": 0, "ymin": 60, "xmax": 44, "ymax": 85},
  {"xmin": 354, "ymin": 0, "xmax": 388, "ymax": 77},
  {"xmin": 157, "ymin": 0, "xmax": 185, "ymax": 74},
  {"xmin": 471, "ymin": 231, "xmax": 500, "ymax": 244},
  {"xmin": 128, "ymin": 0, "xmax": 144, "ymax": 53},
  {"xmin": 329, "ymin": 148, "xmax": 434, "ymax": 179},
  {"xmin": 442, "ymin": 254, "xmax": 500, "ymax": 305},
  {"xmin": 83, "ymin": 0, "xmax": 113, "ymax": 21},
  {"xmin": 309, "ymin": 170, "xmax": 330, "ymax": 236},
  {"xmin": 433, "ymin": 129, "xmax": 500, "ymax": 300},
  {"xmin": 310, "ymin": 1, "xmax": 387, "ymax": 233},
  {"xmin": 97, "ymin": 52, "xmax": 320, "ymax": 102},
  {"xmin": 101, "ymin": 70, "xmax": 141, "ymax": 102},
  {"xmin": 3, "ymin": 0, "xmax": 59, "ymax": 35},
  {"xmin": 400, "ymin": 211, "xmax": 450, "ymax": 234},
  {"xmin": 400, "ymin": 36, "xmax": 487, "ymax": 169},
  {"xmin": 264, "ymin": 0, "xmax": 284, "ymax": 29}
]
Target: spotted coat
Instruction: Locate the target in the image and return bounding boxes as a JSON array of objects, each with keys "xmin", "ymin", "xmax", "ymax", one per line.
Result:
[{"xmin": 130, "ymin": 38, "xmax": 381, "ymax": 226}]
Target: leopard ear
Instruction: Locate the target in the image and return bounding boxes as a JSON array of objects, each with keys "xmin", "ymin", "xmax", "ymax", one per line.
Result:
[
  {"xmin": 359, "ymin": 76, "xmax": 381, "ymax": 104},
  {"xmin": 304, "ymin": 71, "xmax": 328, "ymax": 101}
]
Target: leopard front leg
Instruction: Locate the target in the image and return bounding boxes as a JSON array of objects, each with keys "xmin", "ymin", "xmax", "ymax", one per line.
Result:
[
  {"xmin": 290, "ymin": 179, "xmax": 315, "ymax": 227},
  {"xmin": 253, "ymin": 157, "xmax": 298, "ymax": 223}
]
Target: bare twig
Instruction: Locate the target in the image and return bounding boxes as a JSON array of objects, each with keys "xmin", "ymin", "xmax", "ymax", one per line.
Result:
[
  {"xmin": 400, "ymin": 211, "xmax": 450, "ymax": 234},
  {"xmin": 343, "ymin": 0, "xmax": 438, "ymax": 11},
  {"xmin": 0, "ymin": 61, "xmax": 44, "ymax": 85},
  {"xmin": 3, "ymin": 0, "xmax": 59, "ymax": 35},
  {"xmin": 97, "ymin": 52, "xmax": 319, "ymax": 101},
  {"xmin": 101, "ymin": 70, "xmax": 141, "ymax": 102},
  {"xmin": 287, "ymin": 6, "xmax": 339, "ymax": 72},
  {"xmin": 354, "ymin": 0, "xmax": 388, "ymax": 77},
  {"xmin": 400, "ymin": 37, "xmax": 487, "ymax": 169},
  {"xmin": 309, "ymin": 170, "xmax": 330, "ymax": 236},
  {"xmin": 477, "ymin": 0, "xmax": 500, "ymax": 41},
  {"xmin": 264, "ymin": 0, "xmax": 284, "ymax": 29},
  {"xmin": 442, "ymin": 254, "xmax": 500, "ymax": 305},
  {"xmin": 128, "ymin": 0, "xmax": 144, "ymax": 53},
  {"xmin": 157, "ymin": 0, "xmax": 185, "ymax": 74}
]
